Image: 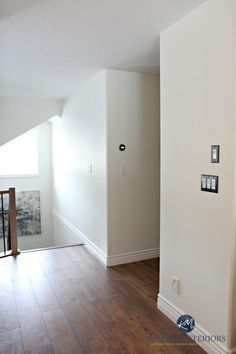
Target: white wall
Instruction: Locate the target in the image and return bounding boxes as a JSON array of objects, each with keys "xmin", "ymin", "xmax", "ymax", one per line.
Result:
[
  {"xmin": 51, "ymin": 69, "xmax": 160, "ymax": 264},
  {"xmin": 107, "ymin": 70, "xmax": 160, "ymax": 257},
  {"xmin": 52, "ymin": 71, "xmax": 107, "ymax": 253},
  {"xmin": 232, "ymin": 250, "xmax": 236, "ymax": 349},
  {"xmin": 231, "ymin": 43, "xmax": 236, "ymax": 350},
  {"xmin": 0, "ymin": 97, "xmax": 63, "ymax": 146},
  {"xmin": 159, "ymin": 0, "xmax": 236, "ymax": 352},
  {"xmin": 0, "ymin": 122, "xmax": 53, "ymax": 251}
]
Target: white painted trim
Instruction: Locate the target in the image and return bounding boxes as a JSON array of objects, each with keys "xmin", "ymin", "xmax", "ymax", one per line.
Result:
[
  {"xmin": 53, "ymin": 209, "xmax": 107, "ymax": 265},
  {"xmin": 157, "ymin": 294, "xmax": 231, "ymax": 354},
  {"xmin": 106, "ymin": 248, "xmax": 160, "ymax": 266},
  {"xmin": 21, "ymin": 244, "xmax": 83, "ymax": 253},
  {"xmin": 53, "ymin": 209, "xmax": 160, "ymax": 267},
  {"xmin": 0, "ymin": 174, "xmax": 40, "ymax": 179}
]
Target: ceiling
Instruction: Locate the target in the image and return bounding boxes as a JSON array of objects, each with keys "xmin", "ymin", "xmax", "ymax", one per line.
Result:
[{"xmin": 0, "ymin": 0, "xmax": 206, "ymax": 98}]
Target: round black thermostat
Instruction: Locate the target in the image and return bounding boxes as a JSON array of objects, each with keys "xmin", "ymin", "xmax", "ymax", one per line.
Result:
[{"xmin": 119, "ymin": 144, "xmax": 126, "ymax": 151}]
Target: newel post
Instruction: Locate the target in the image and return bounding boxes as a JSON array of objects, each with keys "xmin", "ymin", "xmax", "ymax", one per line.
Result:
[{"xmin": 9, "ymin": 187, "xmax": 20, "ymax": 256}]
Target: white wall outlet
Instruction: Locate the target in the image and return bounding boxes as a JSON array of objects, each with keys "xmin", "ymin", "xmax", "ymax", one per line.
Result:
[
  {"xmin": 171, "ymin": 276, "xmax": 180, "ymax": 294},
  {"xmin": 88, "ymin": 164, "xmax": 93, "ymax": 173}
]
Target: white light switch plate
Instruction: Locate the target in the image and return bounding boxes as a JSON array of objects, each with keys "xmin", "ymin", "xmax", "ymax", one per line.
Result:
[
  {"xmin": 88, "ymin": 164, "xmax": 93, "ymax": 173},
  {"xmin": 120, "ymin": 165, "xmax": 127, "ymax": 176}
]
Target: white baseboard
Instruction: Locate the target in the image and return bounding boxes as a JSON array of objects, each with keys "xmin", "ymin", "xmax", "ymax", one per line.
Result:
[
  {"xmin": 157, "ymin": 294, "xmax": 232, "ymax": 354},
  {"xmin": 53, "ymin": 209, "xmax": 107, "ymax": 265},
  {"xmin": 53, "ymin": 209, "xmax": 159, "ymax": 267},
  {"xmin": 106, "ymin": 248, "xmax": 160, "ymax": 266}
]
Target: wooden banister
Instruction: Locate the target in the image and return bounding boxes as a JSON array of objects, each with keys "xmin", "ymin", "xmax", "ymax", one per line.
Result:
[
  {"xmin": 0, "ymin": 187, "xmax": 20, "ymax": 258},
  {"xmin": 0, "ymin": 190, "xmax": 10, "ymax": 195}
]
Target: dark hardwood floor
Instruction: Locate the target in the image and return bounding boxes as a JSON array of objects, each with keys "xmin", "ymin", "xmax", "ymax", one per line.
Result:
[{"xmin": 0, "ymin": 246, "xmax": 205, "ymax": 354}]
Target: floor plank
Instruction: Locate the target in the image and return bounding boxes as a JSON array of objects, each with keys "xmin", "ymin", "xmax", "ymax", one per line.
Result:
[
  {"xmin": 0, "ymin": 328, "xmax": 24, "ymax": 354},
  {"xmin": 24, "ymin": 344, "xmax": 54, "ymax": 354},
  {"xmin": 18, "ymin": 306, "xmax": 50, "ymax": 352},
  {"xmin": 42, "ymin": 309, "xmax": 83, "ymax": 354}
]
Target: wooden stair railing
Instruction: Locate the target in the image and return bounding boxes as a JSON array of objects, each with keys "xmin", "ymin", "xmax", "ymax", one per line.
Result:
[{"xmin": 0, "ymin": 187, "xmax": 20, "ymax": 258}]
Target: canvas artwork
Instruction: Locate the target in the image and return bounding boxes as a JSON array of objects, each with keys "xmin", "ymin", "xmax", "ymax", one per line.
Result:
[{"xmin": 0, "ymin": 190, "xmax": 41, "ymax": 237}]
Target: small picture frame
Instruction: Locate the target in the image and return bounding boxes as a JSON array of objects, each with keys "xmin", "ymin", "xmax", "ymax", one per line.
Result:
[{"xmin": 211, "ymin": 145, "xmax": 220, "ymax": 163}]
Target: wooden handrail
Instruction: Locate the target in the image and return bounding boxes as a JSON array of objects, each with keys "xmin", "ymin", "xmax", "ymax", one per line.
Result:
[
  {"xmin": 0, "ymin": 190, "xmax": 10, "ymax": 195},
  {"xmin": 0, "ymin": 187, "xmax": 20, "ymax": 258}
]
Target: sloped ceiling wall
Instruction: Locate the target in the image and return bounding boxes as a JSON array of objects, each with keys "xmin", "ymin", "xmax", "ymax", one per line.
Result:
[{"xmin": 0, "ymin": 97, "xmax": 63, "ymax": 146}]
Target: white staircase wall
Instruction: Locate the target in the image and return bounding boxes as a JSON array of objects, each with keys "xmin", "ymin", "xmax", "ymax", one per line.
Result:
[
  {"xmin": 51, "ymin": 71, "xmax": 108, "ymax": 254},
  {"xmin": 0, "ymin": 122, "xmax": 53, "ymax": 251}
]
